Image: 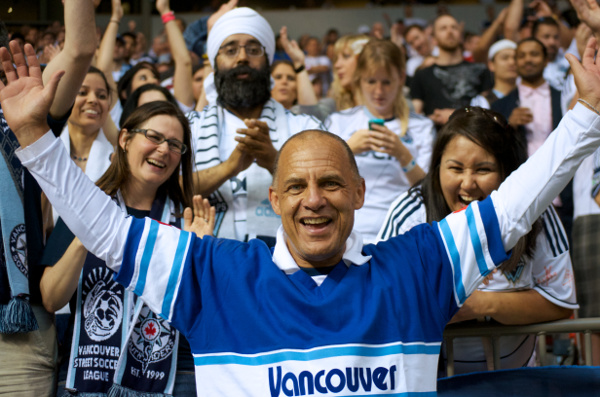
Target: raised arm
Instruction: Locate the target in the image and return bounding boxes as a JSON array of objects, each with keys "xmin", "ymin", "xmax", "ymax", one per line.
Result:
[
  {"xmin": 42, "ymin": 0, "xmax": 96, "ymax": 119},
  {"xmin": 503, "ymin": 0, "xmax": 524, "ymax": 41},
  {"xmin": 280, "ymin": 26, "xmax": 318, "ymax": 106},
  {"xmin": 95, "ymin": 0, "xmax": 123, "ymax": 98},
  {"xmin": 472, "ymin": 7, "xmax": 508, "ymax": 63},
  {"xmin": 1, "ymin": 42, "xmax": 129, "ymax": 271},
  {"xmin": 571, "ymin": 0, "xmax": 600, "ymax": 42},
  {"xmin": 156, "ymin": 0, "xmax": 194, "ymax": 108}
]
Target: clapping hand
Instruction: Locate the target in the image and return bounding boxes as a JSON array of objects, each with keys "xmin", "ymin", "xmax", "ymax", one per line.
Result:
[{"xmin": 183, "ymin": 195, "xmax": 216, "ymax": 238}]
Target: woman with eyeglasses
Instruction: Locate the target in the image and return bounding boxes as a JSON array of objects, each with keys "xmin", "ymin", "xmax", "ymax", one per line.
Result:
[
  {"xmin": 40, "ymin": 101, "xmax": 213, "ymax": 395},
  {"xmin": 378, "ymin": 107, "xmax": 577, "ymax": 375}
]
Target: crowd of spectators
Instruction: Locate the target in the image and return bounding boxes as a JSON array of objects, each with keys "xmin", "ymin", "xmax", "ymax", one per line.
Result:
[{"xmin": 1, "ymin": 0, "xmax": 600, "ymax": 395}]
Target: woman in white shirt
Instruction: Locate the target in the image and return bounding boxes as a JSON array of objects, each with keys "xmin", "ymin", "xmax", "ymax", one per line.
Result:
[{"xmin": 326, "ymin": 39, "xmax": 435, "ymax": 243}]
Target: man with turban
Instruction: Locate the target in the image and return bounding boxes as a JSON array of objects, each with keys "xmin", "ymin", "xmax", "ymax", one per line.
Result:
[{"xmin": 190, "ymin": 7, "xmax": 322, "ymax": 246}]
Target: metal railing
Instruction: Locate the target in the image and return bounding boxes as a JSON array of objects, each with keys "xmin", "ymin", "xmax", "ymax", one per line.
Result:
[{"xmin": 443, "ymin": 318, "xmax": 600, "ymax": 377}]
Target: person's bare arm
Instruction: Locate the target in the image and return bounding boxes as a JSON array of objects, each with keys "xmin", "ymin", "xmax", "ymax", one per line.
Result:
[
  {"xmin": 95, "ymin": 0, "xmax": 122, "ymax": 100},
  {"xmin": 156, "ymin": 0, "xmax": 194, "ymax": 108},
  {"xmin": 473, "ymin": 8, "xmax": 508, "ymax": 63},
  {"xmin": 191, "ymin": 146, "xmax": 253, "ymax": 196},
  {"xmin": 571, "ymin": 0, "xmax": 600, "ymax": 42},
  {"xmin": 280, "ymin": 26, "xmax": 318, "ymax": 106},
  {"xmin": 42, "ymin": 0, "xmax": 96, "ymax": 119},
  {"xmin": 504, "ymin": 0, "xmax": 523, "ymax": 41},
  {"xmin": 450, "ymin": 289, "xmax": 572, "ymax": 325},
  {"xmin": 40, "ymin": 238, "xmax": 87, "ymax": 312}
]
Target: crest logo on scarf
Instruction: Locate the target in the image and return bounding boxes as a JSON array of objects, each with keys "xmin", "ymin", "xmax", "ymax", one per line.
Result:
[
  {"xmin": 82, "ymin": 267, "xmax": 124, "ymax": 342},
  {"xmin": 9, "ymin": 224, "xmax": 27, "ymax": 277},
  {"xmin": 129, "ymin": 305, "xmax": 175, "ymax": 375}
]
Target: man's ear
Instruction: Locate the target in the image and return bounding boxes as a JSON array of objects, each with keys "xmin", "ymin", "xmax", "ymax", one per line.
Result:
[
  {"xmin": 269, "ymin": 186, "xmax": 282, "ymax": 215},
  {"xmin": 354, "ymin": 178, "xmax": 366, "ymax": 210}
]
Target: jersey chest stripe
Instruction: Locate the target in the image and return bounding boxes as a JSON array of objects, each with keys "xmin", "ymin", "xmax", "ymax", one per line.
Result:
[
  {"xmin": 546, "ymin": 208, "xmax": 568, "ymax": 253},
  {"xmin": 193, "ymin": 343, "xmax": 441, "ymax": 367},
  {"xmin": 439, "ymin": 219, "xmax": 467, "ymax": 304},
  {"xmin": 134, "ymin": 220, "xmax": 159, "ymax": 296},
  {"xmin": 465, "ymin": 205, "xmax": 489, "ymax": 276},
  {"xmin": 394, "ymin": 201, "xmax": 423, "ymax": 237},
  {"xmin": 161, "ymin": 230, "xmax": 191, "ymax": 319}
]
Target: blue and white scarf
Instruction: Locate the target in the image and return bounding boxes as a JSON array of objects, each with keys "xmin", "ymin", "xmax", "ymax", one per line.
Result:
[
  {"xmin": 63, "ymin": 192, "xmax": 181, "ymax": 396},
  {"xmin": 0, "ymin": 107, "xmax": 38, "ymax": 334}
]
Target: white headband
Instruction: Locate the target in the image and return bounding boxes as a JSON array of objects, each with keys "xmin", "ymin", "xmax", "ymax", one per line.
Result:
[
  {"xmin": 206, "ymin": 7, "xmax": 275, "ymax": 67},
  {"xmin": 488, "ymin": 39, "xmax": 517, "ymax": 61}
]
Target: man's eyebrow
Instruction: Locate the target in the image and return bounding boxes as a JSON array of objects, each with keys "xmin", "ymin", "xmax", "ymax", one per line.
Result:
[
  {"xmin": 282, "ymin": 176, "xmax": 306, "ymax": 185},
  {"xmin": 318, "ymin": 173, "xmax": 345, "ymax": 184}
]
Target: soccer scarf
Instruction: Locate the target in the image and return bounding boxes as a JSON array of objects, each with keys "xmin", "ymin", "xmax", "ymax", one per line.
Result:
[
  {"xmin": 63, "ymin": 192, "xmax": 181, "ymax": 396},
  {"xmin": 0, "ymin": 107, "xmax": 38, "ymax": 334},
  {"xmin": 191, "ymin": 98, "xmax": 286, "ymax": 241}
]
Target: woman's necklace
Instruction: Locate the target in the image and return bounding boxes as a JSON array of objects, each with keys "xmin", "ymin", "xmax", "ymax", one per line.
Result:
[{"xmin": 72, "ymin": 154, "xmax": 88, "ymax": 162}]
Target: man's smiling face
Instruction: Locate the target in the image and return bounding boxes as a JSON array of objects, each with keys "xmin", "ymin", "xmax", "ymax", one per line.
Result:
[{"xmin": 269, "ymin": 131, "xmax": 365, "ymax": 269}]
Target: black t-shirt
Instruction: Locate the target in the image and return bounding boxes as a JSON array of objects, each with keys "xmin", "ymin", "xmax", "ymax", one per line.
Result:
[{"xmin": 409, "ymin": 61, "xmax": 493, "ymax": 116}]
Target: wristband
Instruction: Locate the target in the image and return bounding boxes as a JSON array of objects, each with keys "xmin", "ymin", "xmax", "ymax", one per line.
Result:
[
  {"xmin": 161, "ymin": 11, "xmax": 175, "ymax": 24},
  {"xmin": 109, "ymin": 19, "xmax": 120, "ymax": 25},
  {"xmin": 578, "ymin": 98, "xmax": 600, "ymax": 116},
  {"xmin": 294, "ymin": 64, "xmax": 305, "ymax": 74},
  {"xmin": 402, "ymin": 158, "xmax": 417, "ymax": 173}
]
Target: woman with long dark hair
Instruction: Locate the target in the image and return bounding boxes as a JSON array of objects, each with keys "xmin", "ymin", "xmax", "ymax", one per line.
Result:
[{"xmin": 378, "ymin": 107, "xmax": 577, "ymax": 375}]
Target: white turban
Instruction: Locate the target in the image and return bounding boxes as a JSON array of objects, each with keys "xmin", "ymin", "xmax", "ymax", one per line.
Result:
[{"xmin": 206, "ymin": 7, "xmax": 275, "ymax": 68}]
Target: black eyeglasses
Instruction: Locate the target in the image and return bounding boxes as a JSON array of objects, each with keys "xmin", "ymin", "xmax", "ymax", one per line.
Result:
[
  {"xmin": 130, "ymin": 128, "xmax": 187, "ymax": 154},
  {"xmin": 218, "ymin": 43, "xmax": 265, "ymax": 58}
]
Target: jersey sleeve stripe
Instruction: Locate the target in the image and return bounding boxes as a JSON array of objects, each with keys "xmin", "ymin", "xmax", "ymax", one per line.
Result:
[
  {"xmin": 133, "ymin": 220, "xmax": 159, "ymax": 296},
  {"xmin": 466, "ymin": 205, "xmax": 489, "ymax": 276},
  {"xmin": 478, "ymin": 197, "xmax": 508, "ymax": 265},
  {"xmin": 161, "ymin": 230, "xmax": 192, "ymax": 320},
  {"xmin": 438, "ymin": 218, "xmax": 467, "ymax": 305},
  {"xmin": 115, "ymin": 216, "xmax": 145, "ymax": 286}
]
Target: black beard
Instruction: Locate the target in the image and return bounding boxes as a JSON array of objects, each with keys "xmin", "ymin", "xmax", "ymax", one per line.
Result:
[{"xmin": 214, "ymin": 63, "xmax": 271, "ymax": 110}]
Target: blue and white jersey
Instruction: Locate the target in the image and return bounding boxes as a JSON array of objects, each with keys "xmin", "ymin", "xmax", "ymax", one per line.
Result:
[
  {"xmin": 377, "ymin": 188, "xmax": 578, "ymax": 373},
  {"xmin": 325, "ymin": 106, "xmax": 435, "ymax": 243},
  {"xmin": 114, "ymin": 196, "xmax": 508, "ymax": 395},
  {"xmin": 18, "ymin": 104, "xmax": 600, "ymax": 396}
]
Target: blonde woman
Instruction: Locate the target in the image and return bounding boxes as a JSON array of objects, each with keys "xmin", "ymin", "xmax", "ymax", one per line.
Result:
[{"xmin": 326, "ymin": 39, "xmax": 435, "ymax": 243}]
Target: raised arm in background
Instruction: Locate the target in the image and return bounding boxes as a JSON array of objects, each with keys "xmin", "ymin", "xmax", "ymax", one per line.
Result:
[
  {"xmin": 42, "ymin": 0, "xmax": 96, "ymax": 119},
  {"xmin": 504, "ymin": 0, "xmax": 524, "ymax": 41},
  {"xmin": 156, "ymin": 0, "xmax": 194, "ymax": 108},
  {"xmin": 472, "ymin": 7, "xmax": 509, "ymax": 63},
  {"xmin": 279, "ymin": 26, "xmax": 318, "ymax": 107}
]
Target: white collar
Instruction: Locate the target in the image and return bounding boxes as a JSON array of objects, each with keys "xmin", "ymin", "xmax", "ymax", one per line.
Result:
[{"xmin": 272, "ymin": 225, "xmax": 372, "ymax": 275}]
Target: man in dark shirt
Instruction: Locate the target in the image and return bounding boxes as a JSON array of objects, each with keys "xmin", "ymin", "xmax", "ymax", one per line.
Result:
[{"xmin": 410, "ymin": 14, "xmax": 493, "ymax": 126}]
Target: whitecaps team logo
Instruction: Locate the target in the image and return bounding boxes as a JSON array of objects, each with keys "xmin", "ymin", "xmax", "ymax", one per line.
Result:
[
  {"xmin": 9, "ymin": 224, "xmax": 27, "ymax": 277},
  {"xmin": 82, "ymin": 267, "xmax": 123, "ymax": 341},
  {"xmin": 129, "ymin": 305, "xmax": 175, "ymax": 374}
]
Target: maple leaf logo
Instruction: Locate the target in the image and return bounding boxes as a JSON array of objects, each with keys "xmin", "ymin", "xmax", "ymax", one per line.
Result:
[{"xmin": 144, "ymin": 322, "xmax": 157, "ymax": 337}]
